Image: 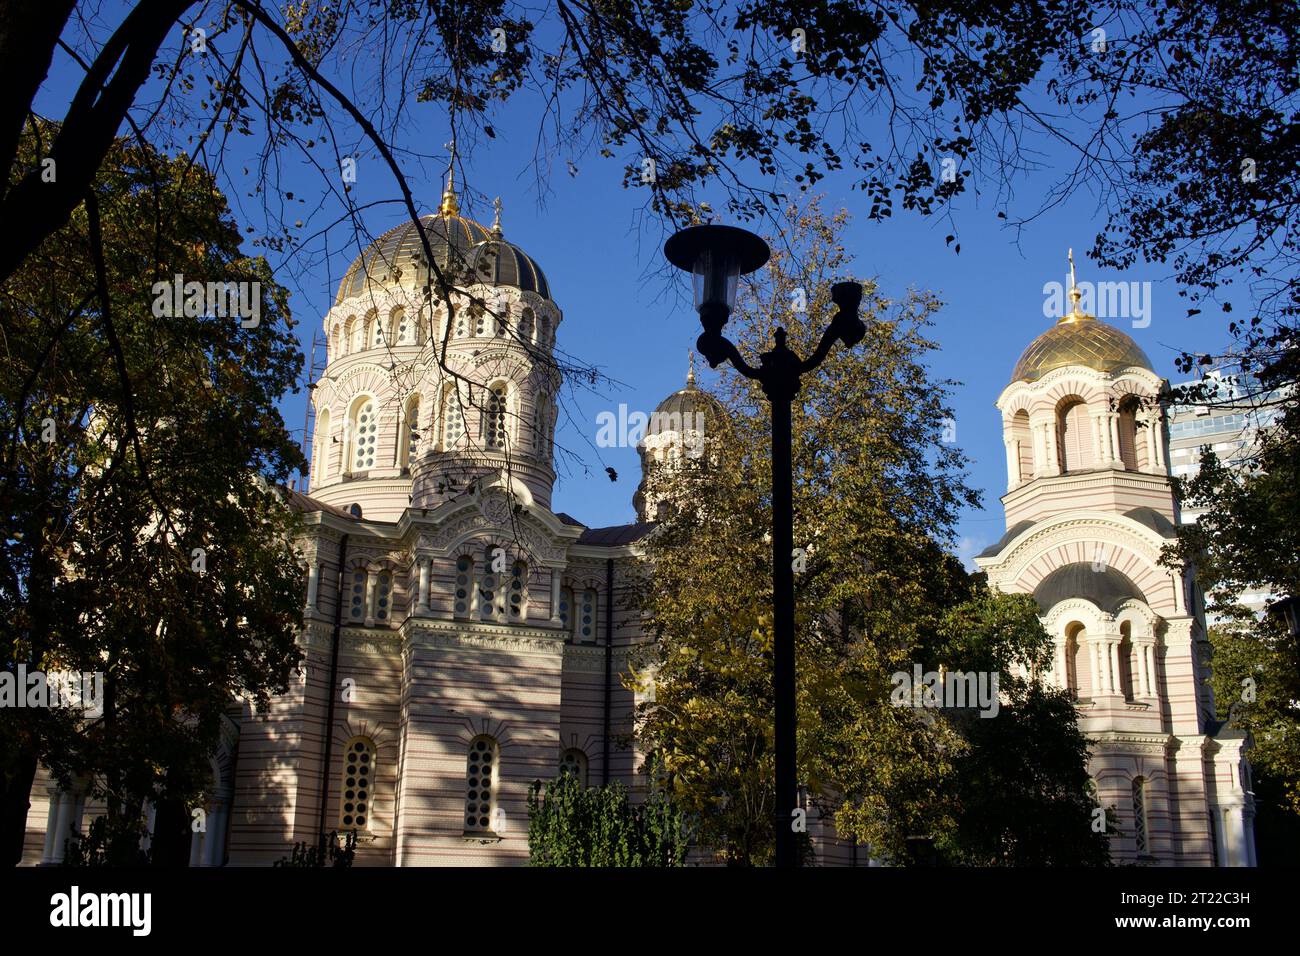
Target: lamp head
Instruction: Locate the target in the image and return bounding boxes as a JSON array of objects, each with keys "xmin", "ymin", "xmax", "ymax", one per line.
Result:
[
  {"xmin": 664, "ymin": 225, "xmax": 770, "ymax": 315},
  {"xmin": 829, "ymin": 280, "xmax": 867, "ymax": 348}
]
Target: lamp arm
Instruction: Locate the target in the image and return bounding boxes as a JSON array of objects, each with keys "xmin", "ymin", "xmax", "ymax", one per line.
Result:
[
  {"xmin": 704, "ymin": 333, "xmax": 763, "ymax": 380},
  {"xmin": 799, "ymin": 323, "xmax": 842, "ymax": 375}
]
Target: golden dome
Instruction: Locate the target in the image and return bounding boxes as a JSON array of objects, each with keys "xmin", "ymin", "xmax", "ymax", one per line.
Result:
[{"xmin": 1010, "ymin": 312, "xmax": 1152, "ymax": 383}]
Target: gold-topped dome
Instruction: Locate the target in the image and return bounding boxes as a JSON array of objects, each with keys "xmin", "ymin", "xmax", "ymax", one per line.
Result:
[{"xmin": 1010, "ymin": 251, "xmax": 1153, "ymax": 383}]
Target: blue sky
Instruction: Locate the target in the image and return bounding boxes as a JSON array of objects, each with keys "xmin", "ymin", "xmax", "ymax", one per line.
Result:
[{"xmin": 35, "ymin": 13, "xmax": 1234, "ymax": 564}]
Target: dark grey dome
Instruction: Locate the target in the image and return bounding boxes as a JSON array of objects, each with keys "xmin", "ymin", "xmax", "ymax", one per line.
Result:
[
  {"xmin": 464, "ymin": 239, "xmax": 550, "ymax": 299},
  {"xmin": 1124, "ymin": 507, "xmax": 1178, "ymax": 538},
  {"xmin": 336, "ymin": 213, "xmax": 550, "ymax": 304},
  {"xmin": 1033, "ymin": 563, "xmax": 1145, "ymax": 613}
]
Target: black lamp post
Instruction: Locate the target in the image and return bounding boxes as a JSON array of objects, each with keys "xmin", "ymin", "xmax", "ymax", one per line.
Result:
[{"xmin": 665, "ymin": 224, "xmax": 865, "ymax": 868}]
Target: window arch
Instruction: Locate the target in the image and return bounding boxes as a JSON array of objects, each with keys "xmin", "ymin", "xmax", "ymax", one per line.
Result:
[
  {"xmin": 532, "ymin": 396, "xmax": 548, "ymax": 456},
  {"xmin": 374, "ymin": 570, "xmax": 392, "ymax": 623},
  {"xmin": 400, "ymin": 394, "xmax": 420, "ymax": 469},
  {"xmin": 1132, "ymin": 776, "xmax": 1148, "ymax": 854},
  {"xmin": 348, "ymin": 396, "xmax": 378, "ymax": 472},
  {"xmin": 1066, "ymin": 621, "xmax": 1087, "ymax": 697},
  {"xmin": 367, "ymin": 310, "xmax": 384, "ymax": 348},
  {"xmin": 560, "ymin": 748, "xmax": 588, "ymax": 786},
  {"xmin": 508, "ymin": 561, "xmax": 528, "ymax": 621},
  {"xmin": 480, "ymin": 547, "xmax": 505, "ymax": 622},
  {"xmin": 1010, "ymin": 410, "xmax": 1032, "ymax": 484},
  {"xmin": 577, "ymin": 589, "xmax": 598, "ymax": 643},
  {"xmin": 393, "ymin": 307, "xmax": 415, "ymax": 345},
  {"xmin": 485, "ymin": 383, "xmax": 508, "ymax": 450},
  {"xmin": 340, "ymin": 737, "xmax": 376, "ymax": 831},
  {"xmin": 348, "ymin": 568, "xmax": 366, "ymax": 622},
  {"xmin": 1118, "ymin": 396, "xmax": 1140, "ymax": 470},
  {"xmin": 465, "ymin": 736, "xmax": 499, "ymax": 833},
  {"xmin": 1118, "ymin": 621, "xmax": 1136, "ymax": 701},
  {"xmin": 453, "ymin": 555, "xmax": 473, "ymax": 618},
  {"xmin": 313, "ymin": 408, "xmax": 331, "ymax": 483},
  {"xmin": 539, "ymin": 315, "xmax": 551, "ymax": 348},
  {"xmin": 1056, "ymin": 399, "xmax": 1092, "ymax": 474},
  {"xmin": 440, "ymin": 385, "xmax": 464, "ymax": 450},
  {"xmin": 519, "ymin": 307, "xmax": 534, "ymax": 344},
  {"xmin": 344, "ymin": 316, "xmax": 361, "ymax": 354},
  {"xmin": 329, "ymin": 324, "xmax": 341, "ymax": 362},
  {"xmin": 558, "ymin": 587, "xmax": 574, "ymax": 636},
  {"xmin": 453, "ymin": 306, "xmax": 467, "ymax": 339},
  {"xmin": 474, "ymin": 309, "xmax": 488, "ymax": 337}
]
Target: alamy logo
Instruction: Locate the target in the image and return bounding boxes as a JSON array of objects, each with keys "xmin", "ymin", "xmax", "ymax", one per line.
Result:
[
  {"xmin": 595, "ymin": 405, "xmax": 706, "ymax": 458},
  {"xmin": 1043, "ymin": 277, "xmax": 1152, "ymax": 328},
  {"xmin": 151, "ymin": 274, "xmax": 261, "ymax": 328},
  {"xmin": 0, "ymin": 666, "xmax": 103, "ymax": 718},
  {"xmin": 49, "ymin": 886, "xmax": 151, "ymax": 936},
  {"xmin": 890, "ymin": 664, "xmax": 1000, "ymax": 718}
]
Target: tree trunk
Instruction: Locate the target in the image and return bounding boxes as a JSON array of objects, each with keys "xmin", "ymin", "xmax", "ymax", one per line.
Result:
[{"xmin": 1, "ymin": 751, "xmax": 38, "ymax": 866}]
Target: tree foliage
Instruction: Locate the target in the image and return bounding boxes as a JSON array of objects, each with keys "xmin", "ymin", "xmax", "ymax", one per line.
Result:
[
  {"xmin": 631, "ymin": 198, "xmax": 1109, "ymax": 865},
  {"xmin": 0, "ymin": 121, "xmax": 305, "ymax": 864}
]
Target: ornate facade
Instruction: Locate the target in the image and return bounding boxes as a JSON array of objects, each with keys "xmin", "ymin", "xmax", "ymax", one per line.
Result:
[{"xmin": 975, "ymin": 270, "xmax": 1256, "ymax": 865}]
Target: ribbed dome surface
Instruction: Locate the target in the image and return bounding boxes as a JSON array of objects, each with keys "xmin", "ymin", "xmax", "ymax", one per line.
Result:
[
  {"xmin": 1011, "ymin": 314, "xmax": 1152, "ymax": 384},
  {"xmin": 464, "ymin": 239, "xmax": 550, "ymax": 299},
  {"xmin": 652, "ymin": 381, "xmax": 725, "ymax": 425},
  {"xmin": 335, "ymin": 213, "xmax": 549, "ymax": 305}
]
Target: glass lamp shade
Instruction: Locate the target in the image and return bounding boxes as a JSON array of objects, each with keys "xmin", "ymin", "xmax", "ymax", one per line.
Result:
[
  {"xmin": 664, "ymin": 225, "xmax": 770, "ymax": 313},
  {"xmin": 692, "ymin": 248, "xmax": 741, "ymax": 311}
]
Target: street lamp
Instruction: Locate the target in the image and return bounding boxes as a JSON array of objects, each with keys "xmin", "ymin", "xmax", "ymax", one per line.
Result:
[{"xmin": 665, "ymin": 223, "xmax": 865, "ymax": 868}]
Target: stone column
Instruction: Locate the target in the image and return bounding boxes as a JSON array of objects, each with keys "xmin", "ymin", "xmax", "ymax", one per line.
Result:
[
  {"xmin": 364, "ymin": 568, "xmax": 378, "ymax": 628},
  {"xmin": 1109, "ymin": 640, "xmax": 1122, "ymax": 698},
  {"xmin": 1108, "ymin": 413, "xmax": 1122, "ymax": 467},
  {"xmin": 1004, "ymin": 436, "xmax": 1019, "ymax": 491},
  {"xmin": 1055, "ymin": 639, "xmax": 1069, "ymax": 691},
  {"xmin": 1135, "ymin": 641, "xmax": 1151, "ymax": 699},
  {"xmin": 306, "ymin": 560, "xmax": 320, "ymax": 613},
  {"xmin": 550, "ymin": 568, "xmax": 563, "ymax": 624},
  {"xmin": 201, "ymin": 796, "xmax": 229, "ymax": 867},
  {"xmin": 416, "ymin": 557, "xmax": 431, "ymax": 613},
  {"xmin": 40, "ymin": 783, "xmax": 60, "ymax": 864},
  {"xmin": 1144, "ymin": 644, "xmax": 1158, "ymax": 700},
  {"xmin": 1042, "ymin": 421, "xmax": 1060, "ymax": 476}
]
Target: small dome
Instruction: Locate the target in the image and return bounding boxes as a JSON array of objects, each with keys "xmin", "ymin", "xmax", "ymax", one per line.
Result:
[
  {"xmin": 1011, "ymin": 313, "xmax": 1152, "ymax": 384},
  {"xmin": 1033, "ymin": 562, "xmax": 1145, "ymax": 613},
  {"xmin": 335, "ymin": 212, "xmax": 550, "ymax": 305},
  {"xmin": 651, "ymin": 356, "xmax": 725, "ymax": 427},
  {"xmin": 464, "ymin": 239, "xmax": 550, "ymax": 299}
]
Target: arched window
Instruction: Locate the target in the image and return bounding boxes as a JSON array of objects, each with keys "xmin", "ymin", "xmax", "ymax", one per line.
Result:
[
  {"xmin": 485, "ymin": 384, "xmax": 508, "ymax": 450},
  {"xmin": 1118, "ymin": 621, "xmax": 1135, "ymax": 701},
  {"xmin": 348, "ymin": 569, "xmax": 366, "ymax": 622},
  {"xmin": 1132, "ymin": 777, "xmax": 1148, "ymax": 854},
  {"xmin": 453, "ymin": 555, "xmax": 473, "ymax": 618},
  {"xmin": 313, "ymin": 408, "xmax": 331, "ymax": 483},
  {"xmin": 345, "ymin": 316, "xmax": 361, "ymax": 354},
  {"xmin": 508, "ymin": 561, "xmax": 527, "ymax": 621},
  {"xmin": 577, "ymin": 589, "xmax": 597, "ymax": 643},
  {"xmin": 400, "ymin": 394, "xmax": 420, "ymax": 469},
  {"xmin": 532, "ymin": 397, "xmax": 548, "ymax": 456},
  {"xmin": 329, "ymin": 324, "xmax": 341, "ymax": 362},
  {"xmin": 480, "ymin": 547, "xmax": 504, "ymax": 622},
  {"xmin": 1057, "ymin": 399, "xmax": 1092, "ymax": 474},
  {"xmin": 453, "ymin": 306, "xmax": 467, "ymax": 339},
  {"xmin": 1067, "ymin": 622, "xmax": 1087, "ymax": 697},
  {"xmin": 558, "ymin": 587, "xmax": 573, "ymax": 635},
  {"xmin": 1010, "ymin": 410, "xmax": 1032, "ymax": 484},
  {"xmin": 519, "ymin": 308, "xmax": 534, "ymax": 344},
  {"xmin": 492, "ymin": 296, "xmax": 508, "ymax": 337},
  {"xmin": 349, "ymin": 397, "xmax": 378, "ymax": 471},
  {"xmin": 340, "ymin": 737, "xmax": 376, "ymax": 831},
  {"xmin": 441, "ymin": 385, "xmax": 464, "ymax": 450},
  {"xmin": 368, "ymin": 310, "xmax": 384, "ymax": 348},
  {"xmin": 393, "ymin": 308, "xmax": 414, "ymax": 345},
  {"xmin": 539, "ymin": 315, "xmax": 551, "ymax": 347},
  {"xmin": 474, "ymin": 310, "xmax": 488, "ymax": 337},
  {"xmin": 465, "ymin": 736, "xmax": 499, "ymax": 833},
  {"xmin": 1118, "ymin": 397, "xmax": 1139, "ymax": 470},
  {"xmin": 374, "ymin": 571, "xmax": 392, "ymax": 623},
  {"xmin": 560, "ymin": 748, "xmax": 588, "ymax": 786}
]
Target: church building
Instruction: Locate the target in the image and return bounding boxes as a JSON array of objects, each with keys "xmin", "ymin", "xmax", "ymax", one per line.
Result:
[{"xmin": 20, "ymin": 187, "xmax": 1253, "ymax": 865}]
